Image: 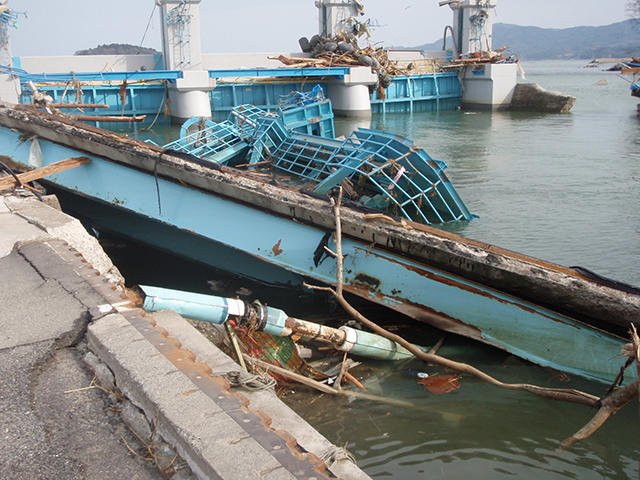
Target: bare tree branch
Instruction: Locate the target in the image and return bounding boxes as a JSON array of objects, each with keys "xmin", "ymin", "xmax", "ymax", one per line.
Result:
[{"xmin": 557, "ymin": 380, "xmax": 639, "ymax": 452}]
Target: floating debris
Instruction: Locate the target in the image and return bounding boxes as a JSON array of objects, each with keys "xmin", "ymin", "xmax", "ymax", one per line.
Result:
[
  {"xmin": 418, "ymin": 373, "xmax": 461, "ymax": 395},
  {"xmin": 404, "ymin": 368, "xmax": 429, "ymax": 379},
  {"xmin": 440, "ymin": 45, "xmax": 519, "ymax": 70}
]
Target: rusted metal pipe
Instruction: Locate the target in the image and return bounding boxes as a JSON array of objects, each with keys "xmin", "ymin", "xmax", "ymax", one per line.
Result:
[{"xmin": 285, "ymin": 317, "xmax": 345, "ymax": 344}]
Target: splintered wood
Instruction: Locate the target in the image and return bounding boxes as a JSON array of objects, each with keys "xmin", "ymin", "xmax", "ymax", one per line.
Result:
[{"xmin": 0, "ymin": 157, "xmax": 92, "ymax": 191}]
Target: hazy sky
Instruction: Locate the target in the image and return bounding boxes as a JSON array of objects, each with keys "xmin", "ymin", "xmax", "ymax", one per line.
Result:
[{"xmin": 6, "ymin": 0, "xmax": 632, "ymax": 57}]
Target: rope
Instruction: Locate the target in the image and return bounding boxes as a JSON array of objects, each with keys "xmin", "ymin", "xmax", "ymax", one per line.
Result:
[
  {"xmin": 220, "ymin": 369, "xmax": 277, "ymax": 391},
  {"xmin": 0, "ymin": 158, "xmax": 23, "ymax": 187},
  {"xmin": 320, "ymin": 445, "xmax": 357, "ymax": 467},
  {"xmin": 139, "ymin": 4, "xmax": 157, "ymax": 50},
  {"xmin": 138, "ymin": 83, "xmax": 167, "ymax": 132}
]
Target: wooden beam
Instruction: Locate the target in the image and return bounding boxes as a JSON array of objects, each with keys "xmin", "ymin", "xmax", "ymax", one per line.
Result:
[
  {"xmin": 621, "ymin": 67, "xmax": 640, "ymax": 75},
  {"xmin": 50, "ymin": 103, "xmax": 110, "ymax": 109},
  {"xmin": 0, "ymin": 156, "xmax": 91, "ymax": 190},
  {"xmin": 70, "ymin": 115, "xmax": 147, "ymax": 123}
]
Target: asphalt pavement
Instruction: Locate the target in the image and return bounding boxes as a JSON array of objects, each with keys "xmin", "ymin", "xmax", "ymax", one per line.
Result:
[{"xmin": 0, "ymin": 197, "xmax": 167, "ymax": 479}]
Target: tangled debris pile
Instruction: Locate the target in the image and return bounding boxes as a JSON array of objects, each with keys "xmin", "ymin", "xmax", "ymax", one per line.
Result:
[
  {"xmin": 270, "ymin": 32, "xmax": 402, "ymax": 98},
  {"xmin": 271, "ymin": 33, "xmax": 520, "ymax": 99},
  {"xmin": 440, "ymin": 45, "xmax": 519, "ymax": 70}
]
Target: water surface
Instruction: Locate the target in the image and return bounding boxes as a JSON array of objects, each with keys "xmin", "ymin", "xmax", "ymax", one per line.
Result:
[{"xmin": 337, "ymin": 59, "xmax": 640, "ymax": 286}]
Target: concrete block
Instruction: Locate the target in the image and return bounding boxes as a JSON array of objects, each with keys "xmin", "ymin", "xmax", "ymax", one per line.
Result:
[
  {"xmin": 87, "ymin": 313, "xmax": 307, "ymax": 480},
  {"xmin": 510, "ymin": 82, "xmax": 576, "ymax": 113},
  {"xmin": 176, "ymin": 70, "xmax": 215, "ymax": 92},
  {"xmin": 83, "ymin": 351, "xmax": 101, "ymax": 370},
  {"xmin": 5, "ymin": 195, "xmax": 122, "ymax": 280},
  {"xmin": 343, "ymin": 66, "xmax": 378, "ymax": 86},
  {"xmin": 94, "ymin": 362, "xmax": 115, "ymax": 389},
  {"xmin": 150, "ymin": 310, "xmax": 371, "ymax": 480},
  {"xmin": 121, "ymin": 400, "xmax": 153, "ymax": 443}
]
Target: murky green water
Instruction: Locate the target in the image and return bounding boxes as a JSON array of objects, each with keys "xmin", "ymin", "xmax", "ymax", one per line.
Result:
[
  {"xmin": 336, "ymin": 60, "xmax": 640, "ymax": 287},
  {"xmin": 281, "ymin": 337, "xmax": 638, "ymax": 480},
  {"xmin": 109, "ymin": 60, "xmax": 639, "ymax": 479},
  {"xmin": 320, "ymin": 60, "xmax": 640, "ymax": 479}
]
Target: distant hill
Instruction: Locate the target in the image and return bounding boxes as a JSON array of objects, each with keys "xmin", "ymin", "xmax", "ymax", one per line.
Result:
[
  {"xmin": 407, "ymin": 20, "xmax": 640, "ymax": 60},
  {"xmin": 75, "ymin": 43, "xmax": 160, "ymax": 56}
]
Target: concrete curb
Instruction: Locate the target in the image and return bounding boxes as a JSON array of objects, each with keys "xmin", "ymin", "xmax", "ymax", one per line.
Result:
[
  {"xmin": 1, "ymin": 195, "xmax": 370, "ymax": 479},
  {"xmin": 150, "ymin": 310, "xmax": 369, "ymax": 480},
  {"xmin": 87, "ymin": 307, "xmax": 371, "ymax": 480}
]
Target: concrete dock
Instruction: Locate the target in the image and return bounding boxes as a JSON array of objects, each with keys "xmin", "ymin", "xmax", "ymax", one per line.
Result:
[{"xmin": 0, "ymin": 191, "xmax": 370, "ymax": 480}]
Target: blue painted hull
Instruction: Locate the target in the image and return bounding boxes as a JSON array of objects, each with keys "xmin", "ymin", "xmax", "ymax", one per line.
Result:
[{"xmin": 0, "ymin": 104, "xmax": 636, "ymax": 386}]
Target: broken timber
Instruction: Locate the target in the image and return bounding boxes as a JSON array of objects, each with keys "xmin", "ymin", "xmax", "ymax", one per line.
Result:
[
  {"xmin": 69, "ymin": 114, "xmax": 147, "ymax": 123},
  {"xmin": 0, "ymin": 157, "xmax": 91, "ymax": 191},
  {"xmin": 50, "ymin": 103, "xmax": 109, "ymax": 109}
]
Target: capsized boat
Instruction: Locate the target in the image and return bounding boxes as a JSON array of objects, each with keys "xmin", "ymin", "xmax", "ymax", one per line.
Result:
[{"xmin": 0, "ymin": 101, "xmax": 637, "ymax": 385}]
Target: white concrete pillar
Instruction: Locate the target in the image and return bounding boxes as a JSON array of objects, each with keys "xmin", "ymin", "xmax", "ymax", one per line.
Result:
[
  {"xmin": 156, "ymin": 0, "xmax": 213, "ymax": 121},
  {"xmin": 316, "ymin": 0, "xmax": 365, "ymax": 38},
  {"xmin": 168, "ymin": 70, "xmax": 216, "ymax": 123},
  {"xmin": 445, "ymin": 0, "xmax": 497, "ymax": 56},
  {"xmin": 460, "ymin": 62, "xmax": 518, "ymax": 110},
  {"xmin": 327, "ymin": 83, "xmax": 371, "ymax": 117},
  {"xmin": 156, "ymin": 0, "xmax": 204, "ymax": 70},
  {"xmin": 441, "ymin": 1, "xmax": 514, "ymax": 110},
  {"xmin": 326, "ymin": 66, "xmax": 377, "ymax": 117}
]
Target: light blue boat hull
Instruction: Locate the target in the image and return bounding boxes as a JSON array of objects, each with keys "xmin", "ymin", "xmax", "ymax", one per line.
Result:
[{"xmin": 0, "ymin": 105, "xmax": 635, "ymax": 386}]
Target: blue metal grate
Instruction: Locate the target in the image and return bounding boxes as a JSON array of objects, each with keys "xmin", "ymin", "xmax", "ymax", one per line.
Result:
[{"xmin": 164, "ymin": 103, "xmax": 473, "ymax": 224}]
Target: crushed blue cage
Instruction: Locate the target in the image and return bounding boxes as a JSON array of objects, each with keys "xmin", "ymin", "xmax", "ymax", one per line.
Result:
[
  {"xmin": 277, "ymin": 85, "xmax": 335, "ymax": 138},
  {"xmin": 163, "ymin": 97, "xmax": 473, "ymax": 225}
]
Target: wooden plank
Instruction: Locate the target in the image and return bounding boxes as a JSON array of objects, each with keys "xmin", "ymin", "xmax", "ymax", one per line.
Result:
[
  {"xmin": 621, "ymin": 67, "xmax": 640, "ymax": 75},
  {"xmin": 0, "ymin": 156, "xmax": 91, "ymax": 190},
  {"xmin": 70, "ymin": 115, "xmax": 147, "ymax": 123},
  {"xmin": 50, "ymin": 103, "xmax": 109, "ymax": 109}
]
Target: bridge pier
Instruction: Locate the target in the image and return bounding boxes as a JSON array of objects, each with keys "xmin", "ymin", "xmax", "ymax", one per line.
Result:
[
  {"xmin": 327, "ymin": 67, "xmax": 377, "ymax": 118},
  {"xmin": 157, "ymin": 0, "xmax": 214, "ymax": 122}
]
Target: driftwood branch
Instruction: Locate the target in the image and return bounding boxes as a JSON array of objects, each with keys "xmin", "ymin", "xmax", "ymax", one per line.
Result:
[
  {"xmin": 243, "ymin": 354, "xmax": 414, "ymax": 408},
  {"xmin": 69, "ymin": 114, "xmax": 147, "ymax": 123},
  {"xmin": 305, "ymin": 187, "xmax": 607, "ymax": 408},
  {"xmin": 50, "ymin": 103, "xmax": 109, "ymax": 109},
  {"xmin": 557, "ymin": 380, "xmax": 638, "ymax": 452},
  {"xmin": 558, "ymin": 325, "xmax": 640, "ymax": 451}
]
